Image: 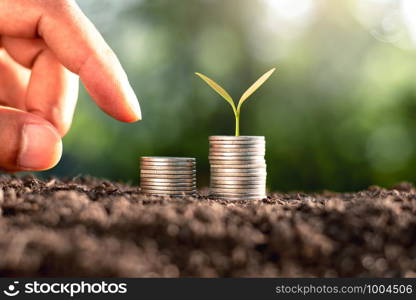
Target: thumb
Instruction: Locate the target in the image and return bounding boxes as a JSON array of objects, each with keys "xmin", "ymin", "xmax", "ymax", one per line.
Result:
[{"xmin": 0, "ymin": 106, "xmax": 62, "ymax": 172}]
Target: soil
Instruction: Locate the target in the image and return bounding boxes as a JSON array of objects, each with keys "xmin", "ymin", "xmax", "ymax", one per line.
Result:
[{"xmin": 0, "ymin": 175, "xmax": 415, "ymax": 277}]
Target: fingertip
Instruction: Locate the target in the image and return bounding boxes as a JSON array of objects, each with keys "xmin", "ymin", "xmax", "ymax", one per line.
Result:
[
  {"xmin": 17, "ymin": 123, "xmax": 63, "ymax": 171},
  {"xmin": 29, "ymin": 108, "xmax": 71, "ymax": 137},
  {"xmin": 125, "ymin": 101, "xmax": 142, "ymax": 122},
  {"xmin": 79, "ymin": 50, "xmax": 142, "ymax": 123},
  {"xmin": 122, "ymin": 79, "xmax": 142, "ymax": 122},
  {"xmin": 112, "ymin": 112, "xmax": 141, "ymax": 123}
]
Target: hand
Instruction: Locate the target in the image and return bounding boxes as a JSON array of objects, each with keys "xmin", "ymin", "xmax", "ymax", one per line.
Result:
[{"xmin": 0, "ymin": 0, "xmax": 142, "ymax": 172}]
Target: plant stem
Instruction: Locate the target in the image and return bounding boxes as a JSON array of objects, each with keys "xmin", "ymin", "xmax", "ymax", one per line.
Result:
[{"xmin": 235, "ymin": 113, "xmax": 240, "ymax": 136}]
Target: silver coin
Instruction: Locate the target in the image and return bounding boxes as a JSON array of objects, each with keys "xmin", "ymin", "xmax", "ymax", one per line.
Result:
[
  {"xmin": 141, "ymin": 183, "xmax": 196, "ymax": 187},
  {"xmin": 210, "ymin": 183, "xmax": 265, "ymax": 188},
  {"xmin": 210, "ymin": 137, "xmax": 265, "ymax": 142},
  {"xmin": 209, "ymin": 150, "xmax": 264, "ymax": 155},
  {"xmin": 210, "ymin": 165, "xmax": 266, "ymax": 169},
  {"xmin": 140, "ymin": 174, "xmax": 196, "ymax": 179},
  {"xmin": 210, "ymin": 137, "xmax": 265, "ymax": 141},
  {"xmin": 210, "ymin": 177, "xmax": 266, "ymax": 182},
  {"xmin": 140, "ymin": 185, "xmax": 196, "ymax": 191},
  {"xmin": 209, "ymin": 155, "xmax": 265, "ymax": 160},
  {"xmin": 140, "ymin": 167, "xmax": 195, "ymax": 171},
  {"xmin": 211, "ymin": 176, "xmax": 266, "ymax": 185},
  {"xmin": 141, "ymin": 186, "xmax": 196, "ymax": 191},
  {"xmin": 210, "ymin": 140, "xmax": 264, "ymax": 144},
  {"xmin": 140, "ymin": 185, "xmax": 197, "ymax": 193},
  {"xmin": 210, "ymin": 181, "xmax": 265, "ymax": 185},
  {"xmin": 210, "ymin": 141, "xmax": 265, "ymax": 146},
  {"xmin": 141, "ymin": 189, "xmax": 196, "ymax": 195},
  {"xmin": 209, "ymin": 148, "xmax": 264, "ymax": 153},
  {"xmin": 210, "ymin": 179, "xmax": 265, "ymax": 184},
  {"xmin": 140, "ymin": 184, "xmax": 196, "ymax": 191},
  {"xmin": 209, "ymin": 160, "xmax": 265, "ymax": 165},
  {"xmin": 211, "ymin": 173, "xmax": 266, "ymax": 177},
  {"xmin": 141, "ymin": 187, "xmax": 196, "ymax": 192},
  {"xmin": 209, "ymin": 145, "xmax": 266, "ymax": 152},
  {"xmin": 141, "ymin": 156, "xmax": 195, "ymax": 162},
  {"xmin": 210, "ymin": 186, "xmax": 266, "ymax": 190},
  {"xmin": 210, "ymin": 184, "xmax": 266, "ymax": 189},
  {"xmin": 209, "ymin": 147, "xmax": 264, "ymax": 153},
  {"xmin": 211, "ymin": 173, "xmax": 266, "ymax": 178},
  {"xmin": 141, "ymin": 169, "xmax": 195, "ymax": 175},
  {"xmin": 210, "ymin": 164, "xmax": 265, "ymax": 169},
  {"xmin": 211, "ymin": 182, "xmax": 265, "ymax": 186},
  {"xmin": 209, "ymin": 152, "xmax": 265, "ymax": 157},
  {"xmin": 140, "ymin": 178, "xmax": 196, "ymax": 183},
  {"xmin": 210, "ymin": 143, "xmax": 265, "ymax": 148},
  {"xmin": 140, "ymin": 181, "xmax": 196, "ymax": 186},
  {"xmin": 141, "ymin": 193, "xmax": 196, "ymax": 198},
  {"xmin": 210, "ymin": 152, "xmax": 264, "ymax": 157},
  {"xmin": 210, "ymin": 164, "xmax": 266, "ymax": 169},
  {"xmin": 210, "ymin": 168, "xmax": 266, "ymax": 173},
  {"xmin": 140, "ymin": 182, "xmax": 196, "ymax": 187},
  {"xmin": 210, "ymin": 172, "xmax": 266, "ymax": 176},
  {"xmin": 209, "ymin": 136, "xmax": 264, "ymax": 141},
  {"xmin": 140, "ymin": 162, "xmax": 195, "ymax": 168},
  {"xmin": 142, "ymin": 193, "xmax": 197, "ymax": 198},
  {"xmin": 210, "ymin": 146, "xmax": 264, "ymax": 150}
]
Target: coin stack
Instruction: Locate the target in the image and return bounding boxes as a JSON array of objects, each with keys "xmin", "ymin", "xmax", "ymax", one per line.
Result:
[
  {"xmin": 140, "ymin": 157, "xmax": 196, "ymax": 196},
  {"xmin": 209, "ymin": 136, "xmax": 267, "ymax": 200}
]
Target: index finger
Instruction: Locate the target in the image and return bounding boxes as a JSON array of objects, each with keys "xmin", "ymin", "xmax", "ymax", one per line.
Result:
[{"xmin": 0, "ymin": 0, "xmax": 142, "ymax": 123}]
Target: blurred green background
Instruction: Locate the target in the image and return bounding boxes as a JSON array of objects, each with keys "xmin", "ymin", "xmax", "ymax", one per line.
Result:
[{"xmin": 44, "ymin": 0, "xmax": 416, "ymax": 191}]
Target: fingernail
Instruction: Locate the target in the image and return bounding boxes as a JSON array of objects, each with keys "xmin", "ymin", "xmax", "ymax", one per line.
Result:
[
  {"xmin": 17, "ymin": 124, "xmax": 62, "ymax": 170},
  {"xmin": 123, "ymin": 80, "xmax": 142, "ymax": 121}
]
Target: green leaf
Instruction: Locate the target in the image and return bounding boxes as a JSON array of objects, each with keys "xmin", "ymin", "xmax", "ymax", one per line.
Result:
[
  {"xmin": 195, "ymin": 72, "xmax": 237, "ymax": 113},
  {"xmin": 237, "ymin": 68, "xmax": 276, "ymax": 113}
]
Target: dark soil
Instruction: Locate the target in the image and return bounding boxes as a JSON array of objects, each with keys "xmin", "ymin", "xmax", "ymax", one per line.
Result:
[{"xmin": 0, "ymin": 175, "xmax": 415, "ymax": 277}]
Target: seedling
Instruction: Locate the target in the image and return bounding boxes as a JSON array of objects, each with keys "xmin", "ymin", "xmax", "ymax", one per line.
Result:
[{"xmin": 195, "ymin": 68, "xmax": 276, "ymax": 136}]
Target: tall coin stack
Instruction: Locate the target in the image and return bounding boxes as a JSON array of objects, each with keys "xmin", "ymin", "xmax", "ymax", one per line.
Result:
[
  {"xmin": 209, "ymin": 136, "xmax": 267, "ymax": 200},
  {"xmin": 140, "ymin": 157, "xmax": 197, "ymax": 196}
]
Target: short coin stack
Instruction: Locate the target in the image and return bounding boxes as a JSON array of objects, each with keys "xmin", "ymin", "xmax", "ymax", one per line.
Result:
[
  {"xmin": 209, "ymin": 136, "xmax": 267, "ymax": 200},
  {"xmin": 140, "ymin": 157, "xmax": 196, "ymax": 196}
]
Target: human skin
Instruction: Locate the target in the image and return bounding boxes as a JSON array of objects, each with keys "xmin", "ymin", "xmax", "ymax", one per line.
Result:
[{"xmin": 0, "ymin": 0, "xmax": 142, "ymax": 172}]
